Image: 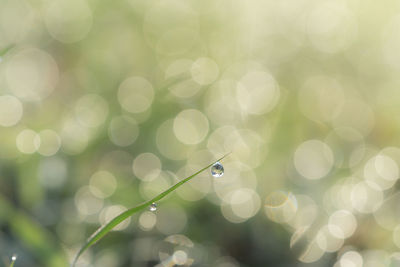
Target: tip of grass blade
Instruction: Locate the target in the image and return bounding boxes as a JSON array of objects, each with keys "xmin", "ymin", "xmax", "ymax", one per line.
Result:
[
  {"xmin": 10, "ymin": 254, "xmax": 17, "ymax": 267},
  {"xmin": 71, "ymin": 152, "xmax": 231, "ymax": 267}
]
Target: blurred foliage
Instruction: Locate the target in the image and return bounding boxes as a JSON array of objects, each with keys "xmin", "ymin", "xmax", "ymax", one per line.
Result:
[{"xmin": 1, "ymin": 0, "xmax": 400, "ymax": 267}]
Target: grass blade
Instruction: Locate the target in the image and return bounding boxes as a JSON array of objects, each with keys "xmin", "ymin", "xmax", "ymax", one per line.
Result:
[
  {"xmin": 72, "ymin": 152, "xmax": 231, "ymax": 266},
  {"xmin": 9, "ymin": 255, "xmax": 17, "ymax": 267}
]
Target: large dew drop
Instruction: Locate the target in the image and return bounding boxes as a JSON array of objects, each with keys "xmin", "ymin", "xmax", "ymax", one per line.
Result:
[
  {"xmin": 211, "ymin": 161, "xmax": 224, "ymax": 178},
  {"xmin": 149, "ymin": 202, "xmax": 157, "ymax": 211}
]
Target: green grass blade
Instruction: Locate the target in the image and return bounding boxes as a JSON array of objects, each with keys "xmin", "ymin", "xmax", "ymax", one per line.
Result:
[
  {"xmin": 9, "ymin": 255, "xmax": 17, "ymax": 267},
  {"xmin": 72, "ymin": 152, "xmax": 231, "ymax": 266}
]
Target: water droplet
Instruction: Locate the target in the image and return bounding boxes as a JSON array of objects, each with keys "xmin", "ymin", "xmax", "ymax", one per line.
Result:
[
  {"xmin": 11, "ymin": 254, "xmax": 17, "ymax": 261},
  {"xmin": 211, "ymin": 161, "xmax": 224, "ymax": 178},
  {"xmin": 149, "ymin": 202, "xmax": 157, "ymax": 211}
]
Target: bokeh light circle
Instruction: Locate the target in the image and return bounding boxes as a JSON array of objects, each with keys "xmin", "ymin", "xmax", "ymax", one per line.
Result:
[
  {"xmin": 190, "ymin": 57, "xmax": 219, "ymax": 85},
  {"xmin": 339, "ymin": 251, "xmax": 363, "ymax": 267},
  {"xmin": 133, "ymin": 153, "xmax": 162, "ymax": 181},
  {"xmin": 173, "ymin": 109, "xmax": 209, "ymax": 145},
  {"xmin": 265, "ymin": 191, "xmax": 298, "ymax": 223},
  {"xmin": 16, "ymin": 129, "xmax": 40, "ymax": 154},
  {"xmin": 165, "ymin": 59, "xmax": 202, "ymax": 98},
  {"xmin": 294, "ymin": 140, "xmax": 334, "ymax": 180},
  {"xmin": 328, "ymin": 210, "xmax": 357, "ymax": 239},
  {"xmin": 118, "ymin": 76, "xmax": 154, "ymax": 114},
  {"xmin": 89, "ymin": 171, "xmax": 117, "ymax": 198},
  {"xmin": 156, "ymin": 119, "xmax": 194, "ymax": 160},
  {"xmin": 6, "ymin": 48, "xmax": 59, "ymax": 101},
  {"xmin": 45, "ymin": 0, "xmax": 93, "ymax": 43},
  {"xmin": 236, "ymin": 71, "xmax": 280, "ymax": 115},
  {"xmin": 37, "ymin": 130, "xmax": 61, "ymax": 156},
  {"xmin": 139, "ymin": 211, "xmax": 157, "ymax": 231},
  {"xmin": 0, "ymin": 95, "xmax": 23, "ymax": 126}
]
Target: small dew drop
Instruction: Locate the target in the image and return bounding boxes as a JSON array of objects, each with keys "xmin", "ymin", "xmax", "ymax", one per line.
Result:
[
  {"xmin": 11, "ymin": 254, "xmax": 17, "ymax": 261},
  {"xmin": 149, "ymin": 202, "xmax": 157, "ymax": 211},
  {"xmin": 211, "ymin": 161, "xmax": 224, "ymax": 178}
]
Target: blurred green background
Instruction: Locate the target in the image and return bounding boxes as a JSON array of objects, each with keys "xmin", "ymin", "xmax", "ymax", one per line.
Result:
[{"xmin": 1, "ymin": 0, "xmax": 400, "ymax": 266}]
